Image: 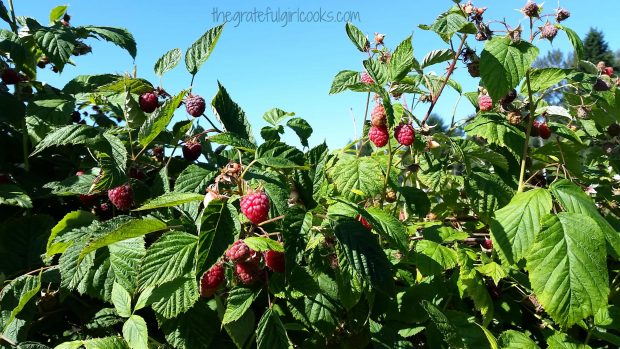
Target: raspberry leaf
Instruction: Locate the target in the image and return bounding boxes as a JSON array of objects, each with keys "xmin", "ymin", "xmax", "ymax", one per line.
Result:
[
  {"xmin": 286, "ymin": 117, "xmax": 313, "ymax": 148},
  {"xmin": 522, "ymin": 68, "xmax": 570, "ymax": 94},
  {"xmin": 329, "ymin": 70, "xmax": 361, "ymax": 94},
  {"xmin": 526, "ymin": 213, "xmax": 608, "ymax": 327},
  {"xmin": 415, "ymin": 240, "xmax": 458, "ymax": 276},
  {"xmin": 262, "ymin": 108, "xmax": 295, "ymax": 126},
  {"xmin": 389, "ymin": 36, "xmax": 414, "ymax": 82},
  {"xmin": 222, "ymin": 287, "xmax": 261, "ymax": 325},
  {"xmin": 111, "ymin": 282, "xmax": 132, "ymax": 318},
  {"xmin": 197, "ymin": 201, "xmax": 239, "ymax": 275},
  {"xmin": 122, "ymin": 315, "xmax": 148, "ymax": 349},
  {"xmin": 558, "ymin": 25, "xmax": 584, "ymax": 61},
  {"xmin": 497, "ymin": 330, "xmax": 540, "ymax": 349},
  {"xmin": 330, "ymin": 155, "xmax": 384, "ymax": 201},
  {"xmin": 133, "ymin": 192, "xmax": 204, "ymax": 211},
  {"xmin": 212, "ymin": 82, "xmax": 255, "ymax": 144},
  {"xmin": 138, "ymin": 90, "xmax": 187, "ymax": 147},
  {"xmin": 0, "ymin": 274, "xmax": 41, "ymax": 334},
  {"xmin": 185, "ymin": 24, "xmax": 224, "ymax": 76},
  {"xmin": 82, "ymin": 26, "xmax": 137, "ymax": 59},
  {"xmin": 256, "ymin": 308, "xmax": 290, "ymax": 349},
  {"xmin": 255, "ymin": 141, "xmax": 305, "ymax": 169},
  {"xmin": 344, "ymin": 22, "xmax": 369, "ymax": 53},
  {"xmin": 244, "ymin": 237, "xmax": 284, "ymax": 252},
  {"xmin": 175, "ymin": 164, "xmax": 217, "ymax": 193},
  {"xmin": 421, "ymin": 49, "xmax": 454, "ymax": 70},
  {"xmin": 154, "ymin": 48, "xmax": 181, "ymax": 77},
  {"xmin": 421, "ymin": 301, "xmax": 491, "ymax": 348},
  {"xmin": 209, "ymin": 132, "xmax": 257, "ymax": 152},
  {"xmin": 159, "ymin": 302, "xmax": 218, "ymax": 348},
  {"xmin": 147, "ymin": 276, "xmax": 199, "ymax": 319},
  {"xmin": 138, "ymin": 232, "xmax": 197, "ymax": 289}
]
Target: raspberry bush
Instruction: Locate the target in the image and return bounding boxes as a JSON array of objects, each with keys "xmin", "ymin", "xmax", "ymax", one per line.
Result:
[{"xmin": 2, "ymin": 1, "xmax": 620, "ymax": 348}]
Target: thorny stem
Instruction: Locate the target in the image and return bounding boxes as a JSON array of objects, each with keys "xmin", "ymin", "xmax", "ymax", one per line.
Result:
[
  {"xmin": 202, "ymin": 113, "xmax": 222, "ymax": 133},
  {"xmin": 517, "ymin": 71, "xmax": 536, "ymax": 192},
  {"xmin": 421, "ymin": 34, "xmax": 468, "ymax": 127}
]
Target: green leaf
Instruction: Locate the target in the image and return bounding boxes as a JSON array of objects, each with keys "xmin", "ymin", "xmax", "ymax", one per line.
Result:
[
  {"xmin": 256, "ymin": 308, "xmax": 290, "ymax": 349},
  {"xmin": 527, "ymin": 213, "xmax": 608, "ymax": 327},
  {"xmin": 366, "ymin": 208, "xmax": 408, "ymax": 253},
  {"xmin": 97, "ymin": 77, "xmax": 153, "ymax": 95},
  {"xmin": 389, "ymin": 36, "xmax": 414, "ymax": 81},
  {"xmin": 83, "ymin": 26, "xmax": 137, "ymax": 58},
  {"xmin": 138, "ymin": 232, "xmax": 197, "ymax": 289},
  {"xmin": 476, "ymin": 262, "xmax": 507, "ymax": 286},
  {"xmin": 93, "ymin": 133, "xmax": 129, "ymax": 191},
  {"xmin": 138, "ymin": 90, "xmax": 187, "ymax": 147},
  {"xmin": 109, "ymin": 238, "xmax": 145, "ymax": 296},
  {"xmin": 154, "ymin": 48, "xmax": 181, "ymax": 77},
  {"xmin": 175, "ymin": 164, "xmax": 216, "ymax": 193},
  {"xmin": 79, "ymin": 217, "xmax": 167, "ymax": 262},
  {"xmin": 399, "ymin": 187, "xmax": 431, "ymax": 218},
  {"xmin": 421, "ymin": 300, "xmax": 491, "ymax": 349},
  {"xmin": 330, "ymin": 155, "xmax": 384, "ymax": 201},
  {"xmin": 31, "ymin": 124, "xmax": 100, "ymax": 155},
  {"xmin": 47, "ymin": 210, "xmax": 96, "ymax": 257},
  {"xmin": 546, "ymin": 332, "xmax": 591, "ymax": 349},
  {"xmin": 0, "ymin": 215, "xmax": 55, "ymax": 276},
  {"xmin": 244, "ymin": 237, "xmax": 284, "ymax": 252},
  {"xmin": 334, "ymin": 219, "xmax": 394, "ymax": 294},
  {"xmin": 111, "ymin": 282, "xmax": 132, "ymax": 318},
  {"xmin": 209, "ymin": 132, "xmax": 257, "ymax": 152},
  {"xmin": 55, "ymin": 337, "xmax": 129, "ymax": 349},
  {"xmin": 222, "ymin": 287, "xmax": 261, "ymax": 325},
  {"xmin": 363, "ymin": 58, "xmax": 388, "ymax": 86},
  {"xmin": 498, "ymin": 330, "xmax": 540, "ymax": 349},
  {"xmin": 465, "ymin": 172, "xmax": 513, "ymax": 223},
  {"xmin": 286, "ymin": 118, "xmax": 312, "ymax": 148},
  {"xmin": 197, "ymin": 201, "xmax": 239, "ymax": 275},
  {"xmin": 122, "ymin": 315, "xmax": 148, "ymax": 349},
  {"xmin": 0, "ymin": 274, "xmax": 40, "ymax": 333},
  {"xmin": 463, "ymin": 114, "xmax": 525, "ymax": 157},
  {"xmin": 255, "ymin": 141, "xmax": 305, "ymax": 169},
  {"xmin": 133, "ymin": 192, "xmax": 204, "ymax": 211},
  {"xmin": 263, "ymin": 108, "xmax": 295, "ymax": 126},
  {"xmin": 345, "ymin": 22, "xmax": 369, "ymax": 52},
  {"xmin": 550, "ymin": 179, "xmax": 620, "ymax": 258},
  {"xmin": 457, "ymin": 249, "xmax": 493, "ymax": 326},
  {"xmin": 422, "ymin": 11, "xmax": 476, "ymax": 43},
  {"xmin": 32, "ymin": 26, "xmax": 75, "ymax": 71},
  {"xmin": 415, "ymin": 240, "xmax": 458, "ymax": 276},
  {"xmin": 480, "ymin": 37, "xmax": 539, "ymax": 101},
  {"xmin": 489, "ymin": 189, "xmax": 552, "ymax": 264},
  {"xmin": 49, "ymin": 5, "xmax": 68, "ymax": 22},
  {"xmin": 185, "ymin": 24, "xmax": 224, "ymax": 75},
  {"xmin": 421, "ymin": 49, "xmax": 454, "ymax": 69},
  {"xmin": 559, "ymin": 25, "xmax": 584, "ymax": 61},
  {"xmin": 0, "ymin": 184, "xmax": 32, "ymax": 208},
  {"xmin": 212, "ymin": 82, "xmax": 255, "ymax": 143},
  {"xmin": 329, "ymin": 70, "xmax": 361, "ymax": 94},
  {"xmin": 149, "ymin": 277, "xmax": 199, "ymax": 319},
  {"xmin": 523, "ymin": 68, "xmax": 570, "ymax": 94},
  {"xmin": 159, "ymin": 301, "xmax": 218, "ymax": 349}
]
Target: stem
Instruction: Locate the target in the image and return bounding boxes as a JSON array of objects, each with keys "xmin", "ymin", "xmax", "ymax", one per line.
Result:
[
  {"xmin": 421, "ymin": 34, "xmax": 467, "ymax": 127},
  {"xmin": 357, "ymin": 92, "xmax": 371, "ymax": 157},
  {"xmin": 202, "ymin": 113, "xmax": 222, "ymax": 132},
  {"xmin": 22, "ymin": 117, "xmax": 30, "ymax": 172},
  {"xmin": 381, "ymin": 140, "xmax": 394, "ymax": 209},
  {"xmin": 239, "ymin": 159, "xmax": 257, "ymax": 181},
  {"xmin": 258, "ymin": 215, "xmax": 285, "ymax": 226},
  {"xmin": 517, "ymin": 71, "xmax": 536, "ymax": 193},
  {"xmin": 7, "ymin": 0, "xmax": 17, "ymax": 33},
  {"xmin": 584, "ymin": 329, "xmax": 592, "ymax": 346}
]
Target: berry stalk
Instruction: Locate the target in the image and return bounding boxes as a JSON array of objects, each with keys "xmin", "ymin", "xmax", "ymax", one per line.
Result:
[{"xmin": 517, "ymin": 71, "xmax": 536, "ymax": 193}]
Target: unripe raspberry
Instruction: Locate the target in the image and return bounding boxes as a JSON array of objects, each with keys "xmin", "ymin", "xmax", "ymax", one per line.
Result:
[
  {"xmin": 577, "ymin": 105, "xmax": 591, "ymax": 119},
  {"xmin": 369, "ymin": 126, "xmax": 389, "ymax": 147},
  {"xmin": 235, "ymin": 261, "xmax": 262, "ymax": 285},
  {"xmin": 357, "ymin": 214, "xmax": 372, "ymax": 230},
  {"xmin": 185, "ymin": 94, "xmax": 206, "ymax": 117},
  {"xmin": 394, "ymin": 123, "xmax": 415, "ymax": 146},
  {"xmin": 507, "ymin": 111, "xmax": 522, "ymax": 125},
  {"xmin": 360, "ymin": 72, "xmax": 374, "ymax": 84},
  {"xmin": 240, "ymin": 191, "xmax": 270, "ymax": 224},
  {"xmin": 374, "ymin": 33, "xmax": 385, "ymax": 45},
  {"xmin": 522, "ymin": 1, "xmax": 540, "ymax": 18},
  {"xmin": 200, "ymin": 263, "xmax": 225, "ymax": 297},
  {"xmin": 138, "ymin": 92, "xmax": 158, "ymax": 113},
  {"xmin": 371, "ymin": 103, "xmax": 387, "ymax": 127},
  {"xmin": 182, "ymin": 141, "xmax": 202, "ymax": 162},
  {"xmin": 107, "ymin": 184, "xmax": 134, "ymax": 210},
  {"xmin": 385, "ymin": 189, "xmax": 397, "ymax": 203},
  {"xmin": 1, "ymin": 69, "xmax": 19, "ymax": 85},
  {"xmin": 263, "ymin": 250, "xmax": 285, "ymax": 273},
  {"xmin": 540, "ymin": 22, "xmax": 558, "ymax": 42},
  {"xmin": 226, "ymin": 240, "xmax": 250, "ymax": 262},
  {"xmin": 555, "ymin": 8, "xmax": 570, "ymax": 22},
  {"xmin": 478, "ymin": 95, "xmax": 493, "ymax": 112}
]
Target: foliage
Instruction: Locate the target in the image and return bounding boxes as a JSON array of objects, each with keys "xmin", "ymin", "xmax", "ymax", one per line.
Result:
[{"xmin": 2, "ymin": 1, "xmax": 620, "ymax": 349}]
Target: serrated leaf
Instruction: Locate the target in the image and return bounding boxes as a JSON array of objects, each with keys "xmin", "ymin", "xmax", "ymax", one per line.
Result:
[
  {"xmin": 134, "ymin": 192, "xmax": 204, "ymax": 211},
  {"xmin": 329, "ymin": 70, "xmax": 361, "ymax": 94},
  {"xmin": 423, "ymin": 11, "xmax": 476, "ymax": 43},
  {"xmin": 262, "ymin": 108, "xmax": 295, "ymax": 126},
  {"xmin": 159, "ymin": 301, "xmax": 218, "ymax": 349},
  {"xmin": 463, "ymin": 114, "xmax": 525, "ymax": 158},
  {"xmin": 465, "ymin": 172, "xmax": 513, "ymax": 223},
  {"xmin": 255, "ymin": 141, "xmax": 305, "ymax": 169},
  {"xmin": 330, "ymin": 155, "xmax": 384, "ymax": 201},
  {"xmin": 174, "ymin": 164, "xmax": 216, "ymax": 193},
  {"xmin": 154, "ymin": 48, "xmax": 181, "ymax": 77},
  {"xmin": 138, "ymin": 232, "xmax": 197, "ymax": 289},
  {"xmin": 476, "ymin": 262, "xmax": 507, "ymax": 286},
  {"xmin": 523, "ymin": 68, "xmax": 570, "ymax": 94},
  {"xmin": 55, "ymin": 337, "xmax": 129, "ymax": 349},
  {"xmin": 47, "ymin": 210, "xmax": 96, "ymax": 257},
  {"xmin": 31, "ymin": 124, "xmax": 101, "ymax": 155},
  {"xmin": 222, "ymin": 287, "xmax": 261, "ymax": 325},
  {"xmin": 527, "ymin": 213, "xmax": 608, "ymax": 327},
  {"xmin": 286, "ymin": 117, "xmax": 312, "ymax": 148},
  {"xmin": 49, "ymin": 5, "xmax": 68, "ymax": 23},
  {"xmin": 546, "ymin": 332, "xmax": 591, "ymax": 349},
  {"xmin": 111, "ymin": 282, "xmax": 132, "ymax": 318},
  {"xmin": 244, "ymin": 237, "xmax": 284, "ymax": 252},
  {"xmin": 363, "ymin": 58, "xmax": 388, "ymax": 86},
  {"xmin": 32, "ymin": 26, "xmax": 74, "ymax": 71},
  {"xmin": 197, "ymin": 201, "xmax": 239, "ymax": 275},
  {"xmin": 498, "ymin": 330, "xmax": 540, "ymax": 349},
  {"xmin": 421, "ymin": 49, "xmax": 454, "ymax": 69},
  {"xmin": 122, "ymin": 315, "xmax": 148, "ymax": 349},
  {"xmin": 390, "ymin": 36, "xmax": 414, "ymax": 81},
  {"xmin": 149, "ymin": 277, "xmax": 199, "ymax": 319},
  {"xmin": 345, "ymin": 22, "xmax": 369, "ymax": 52},
  {"xmin": 256, "ymin": 308, "xmax": 290, "ymax": 349},
  {"xmin": 559, "ymin": 25, "xmax": 584, "ymax": 62},
  {"xmin": 0, "ymin": 274, "xmax": 40, "ymax": 333},
  {"xmin": 212, "ymin": 82, "xmax": 255, "ymax": 143},
  {"xmin": 480, "ymin": 37, "xmax": 539, "ymax": 101},
  {"xmin": 138, "ymin": 90, "xmax": 187, "ymax": 147},
  {"xmin": 415, "ymin": 240, "xmax": 458, "ymax": 276},
  {"xmin": 93, "ymin": 132, "xmax": 129, "ymax": 191},
  {"xmin": 83, "ymin": 26, "xmax": 137, "ymax": 58},
  {"xmin": 185, "ymin": 24, "xmax": 224, "ymax": 75},
  {"xmin": 26, "ymin": 96, "xmax": 75, "ymax": 143},
  {"xmin": 0, "ymin": 184, "xmax": 32, "ymax": 208},
  {"xmin": 366, "ymin": 208, "xmax": 408, "ymax": 253},
  {"xmin": 422, "ymin": 300, "xmax": 491, "ymax": 349},
  {"xmin": 489, "ymin": 189, "xmax": 552, "ymax": 264},
  {"xmin": 209, "ymin": 132, "xmax": 257, "ymax": 152}
]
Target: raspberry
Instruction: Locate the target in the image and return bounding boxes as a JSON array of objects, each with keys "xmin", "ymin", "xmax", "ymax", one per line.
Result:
[
  {"xmin": 371, "ymin": 103, "xmax": 386, "ymax": 127},
  {"xmin": 37, "ymin": 57, "xmax": 49, "ymax": 68},
  {"xmin": 369, "ymin": 126, "xmax": 389, "ymax": 147},
  {"xmin": 374, "ymin": 33, "xmax": 385, "ymax": 45},
  {"xmin": 129, "ymin": 167, "xmax": 145, "ymax": 180},
  {"xmin": 138, "ymin": 92, "xmax": 158, "ymax": 113},
  {"xmin": 357, "ymin": 214, "xmax": 372, "ymax": 230},
  {"xmin": 577, "ymin": 105, "xmax": 590, "ymax": 119},
  {"xmin": 263, "ymin": 250, "xmax": 285, "ymax": 273},
  {"xmin": 185, "ymin": 94, "xmax": 206, "ymax": 117},
  {"xmin": 182, "ymin": 141, "xmax": 202, "ymax": 162},
  {"xmin": 482, "ymin": 237, "xmax": 493, "ymax": 250},
  {"xmin": 478, "ymin": 95, "xmax": 493, "ymax": 112},
  {"xmin": 360, "ymin": 72, "xmax": 374, "ymax": 84},
  {"xmin": 467, "ymin": 62, "xmax": 480, "ymax": 77},
  {"xmin": 93, "ymin": 202, "xmax": 112, "ymax": 220},
  {"xmin": 537, "ymin": 122, "xmax": 552, "ymax": 140},
  {"xmin": 225, "ymin": 240, "xmax": 250, "ymax": 262},
  {"xmin": 200, "ymin": 263, "xmax": 225, "ymax": 297},
  {"xmin": 603, "ymin": 67, "xmax": 614, "ymax": 77},
  {"xmin": 522, "ymin": 1, "xmax": 540, "ymax": 18},
  {"xmin": 394, "ymin": 123, "xmax": 415, "ymax": 146},
  {"xmin": 235, "ymin": 261, "xmax": 262, "ymax": 285},
  {"xmin": 107, "ymin": 184, "xmax": 134, "ymax": 210},
  {"xmin": 241, "ymin": 191, "xmax": 270, "ymax": 224},
  {"xmin": 594, "ymin": 78, "xmax": 611, "ymax": 92},
  {"xmin": 500, "ymin": 89, "xmax": 517, "ymax": 105},
  {"xmin": 607, "ymin": 124, "xmax": 620, "ymax": 137},
  {"xmin": 71, "ymin": 111, "xmax": 81, "ymax": 123},
  {"xmin": 555, "ymin": 8, "xmax": 570, "ymax": 22},
  {"xmin": 1, "ymin": 69, "xmax": 19, "ymax": 85},
  {"xmin": 540, "ymin": 22, "xmax": 558, "ymax": 42}
]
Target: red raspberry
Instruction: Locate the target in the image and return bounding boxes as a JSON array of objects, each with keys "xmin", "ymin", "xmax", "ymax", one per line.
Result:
[
  {"xmin": 371, "ymin": 103, "xmax": 386, "ymax": 127},
  {"xmin": 240, "ymin": 191, "xmax": 270, "ymax": 224},
  {"xmin": 138, "ymin": 92, "xmax": 158, "ymax": 113},
  {"xmin": 394, "ymin": 123, "xmax": 415, "ymax": 146},
  {"xmin": 185, "ymin": 94, "xmax": 206, "ymax": 117},
  {"xmin": 357, "ymin": 214, "xmax": 372, "ymax": 230},
  {"xmin": 478, "ymin": 95, "xmax": 493, "ymax": 112},
  {"xmin": 182, "ymin": 141, "xmax": 202, "ymax": 162},
  {"xmin": 603, "ymin": 67, "xmax": 614, "ymax": 77},
  {"xmin": 200, "ymin": 263, "xmax": 225, "ymax": 297},
  {"xmin": 482, "ymin": 237, "xmax": 493, "ymax": 250},
  {"xmin": 537, "ymin": 122, "xmax": 551, "ymax": 139},
  {"xmin": 75, "ymin": 170, "xmax": 86, "ymax": 176},
  {"xmin": 247, "ymin": 249, "xmax": 262, "ymax": 266},
  {"xmin": 1, "ymin": 69, "xmax": 20, "ymax": 85},
  {"xmin": 225, "ymin": 240, "xmax": 250, "ymax": 262},
  {"xmin": 360, "ymin": 71, "xmax": 374, "ymax": 84},
  {"xmin": 539, "ymin": 22, "xmax": 558, "ymax": 42},
  {"xmin": 369, "ymin": 126, "xmax": 389, "ymax": 147},
  {"xmin": 107, "ymin": 184, "xmax": 134, "ymax": 210},
  {"xmin": 522, "ymin": 1, "xmax": 540, "ymax": 17},
  {"xmin": 235, "ymin": 261, "xmax": 262, "ymax": 285},
  {"xmin": 93, "ymin": 202, "xmax": 113, "ymax": 220},
  {"xmin": 263, "ymin": 249, "xmax": 285, "ymax": 273}
]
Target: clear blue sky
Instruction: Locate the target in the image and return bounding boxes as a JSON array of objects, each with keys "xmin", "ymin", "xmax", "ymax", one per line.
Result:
[{"xmin": 13, "ymin": 0, "xmax": 620, "ymax": 149}]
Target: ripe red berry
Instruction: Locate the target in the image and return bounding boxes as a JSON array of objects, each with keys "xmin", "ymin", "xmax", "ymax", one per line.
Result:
[
  {"xmin": 482, "ymin": 237, "xmax": 493, "ymax": 250},
  {"xmin": 240, "ymin": 191, "xmax": 270, "ymax": 224},
  {"xmin": 478, "ymin": 95, "xmax": 493, "ymax": 112},
  {"xmin": 138, "ymin": 92, "xmax": 158, "ymax": 113},
  {"xmin": 226, "ymin": 240, "xmax": 250, "ymax": 262},
  {"xmin": 185, "ymin": 94, "xmax": 206, "ymax": 117},
  {"xmin": 394, "ymin": 123, "xmax": 415, "ymax": 146},
  {"xmin": 371, "ymin": 103, "xmax": 386, "ymax": 127},
  {"xmin": 182, "ymin": 141, "xmax": 202, "ymax": 162},
  {"xmin": 360, "ymin": 71, "xmax": 374, "ymax": 84},
  {"xmin": 1, "ymin": 69, "xmax": 20, "ymax": 85},
  {"xmin": 264, "ymin": 250, "xmax": 285, "ymax": 273},
  {"xmin": 357, "ymin": 214, "xmax": 372, "ymax": 230},
  {"xmin": 107, "ymin": 184, "xmax": 134, "ymax": 210},
  {"xmin": 603, "ymin": 67, "xmax": 614, "ymax": 77},
  {"xmin": 235, "ymin": 261, "xmax": 262, "ymax": 285},
  {"xmin": 537, "ymin": 123, "xmax": 551, "ymax": 139},
  {"xmin": 369, "ymin": 126, "xmax": 389, "ymax": 147},
  {"xmin": 200, "ymin": 263, "xmax": 225, "ymax": 297}
]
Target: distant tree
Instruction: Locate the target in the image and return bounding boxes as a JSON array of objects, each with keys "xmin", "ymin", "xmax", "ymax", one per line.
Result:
[
  {"xmin": 426, "ymin": 113, "xmax": 448, "ymax": 134},
  {"xmin": 583, "ymin": 28, "xmax": 616, "ymax": 67}
]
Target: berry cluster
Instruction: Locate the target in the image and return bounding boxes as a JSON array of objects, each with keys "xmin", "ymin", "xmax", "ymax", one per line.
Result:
[{"xmin": 532, "ymin": 120, "xmax": 551, "ymax": 140}]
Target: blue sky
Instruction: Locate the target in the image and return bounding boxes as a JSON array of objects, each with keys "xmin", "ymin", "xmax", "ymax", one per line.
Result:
[{"xmin": 13, "ymin": 0, "xmax": 620, "ymax": 149}]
